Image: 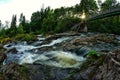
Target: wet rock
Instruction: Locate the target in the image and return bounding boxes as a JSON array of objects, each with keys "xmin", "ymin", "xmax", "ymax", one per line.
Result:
[
  {"xmin": 0, "ymin": 44, "xmax": 3, "ymax": 49},
  {"xmin": 92, "ymin": 49, "xmax": 120, "ymax": 80},
  {"xmin": 0, "ymin": 45, "xmax": 6, "ymax": 65},
  {"xmin": 67, "ymin": 53, "xmax": 106, "ymax": 80},
  {"xmin": 7, "ymin": 48, "xmax": 18, "ymax": 54},
  {"xmin": 44, "ymin": 32, "xmax": 79, "ymax": 44},
  {"xmin": 68, "ymin": 47, "xmax": 88, "ymax": 57},
  {"xmin": 2, "ymin": 63, "xmax": 29, "ymax": 80},
  {"xmin": 70, "ymin": 34, "xmax": 116, "ymax": 45},
  {"xmin": 37, "ymin": 46, "xmax": 55, "ymax": 53},
  {"xmin": 0, "ymin": 52, "xmax": 6, "ymax": 64},
  {"xmin": 27, "ymin": 64, "xmax": 79, "ymax": 80},
  {"xmin": 6, "ymin": 44, "xmax": 12, "ymax": 47}
]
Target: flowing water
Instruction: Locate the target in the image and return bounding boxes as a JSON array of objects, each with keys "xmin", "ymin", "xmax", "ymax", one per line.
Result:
[
  {"xmin": 3, "ymin": 32, "xmax": 120, "ymax": 68},
  {"xmin": 4, "ymin": 36, "xmax": 86, "ymax": 68}
]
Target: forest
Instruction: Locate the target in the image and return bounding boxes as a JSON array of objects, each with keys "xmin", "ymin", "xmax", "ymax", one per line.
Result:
[{"xmin": 0, "ymin": 0, "xmax": 120, "ymax": 39}]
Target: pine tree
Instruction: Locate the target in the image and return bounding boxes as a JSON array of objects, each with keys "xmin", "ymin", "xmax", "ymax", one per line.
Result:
[{"xmin": 10, "ymin": 14, "xmax": 17, "ymax": 35}]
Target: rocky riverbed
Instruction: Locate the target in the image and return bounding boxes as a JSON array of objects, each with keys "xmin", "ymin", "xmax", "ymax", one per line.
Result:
[{"xmin": 0, "ymin": 32, "xmax": 120, "ymax": 80}]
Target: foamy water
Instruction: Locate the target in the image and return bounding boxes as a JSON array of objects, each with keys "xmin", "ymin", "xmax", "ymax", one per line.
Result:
[{"xmin": 3, "ymin": 36, "xmax": 86, "ymax": 68}]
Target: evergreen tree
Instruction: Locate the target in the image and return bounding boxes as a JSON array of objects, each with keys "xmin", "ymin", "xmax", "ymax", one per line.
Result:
[
  {"xmin": 17, "ymin": 24, "xmax": 24, "ymax": 34},
  {"xmin": 10, "ymin": 15, "xmax": 17, "ymax": 35},
  {"xmin": 19, "ymin": 13, "xmax": 26, "ymax": 32}
]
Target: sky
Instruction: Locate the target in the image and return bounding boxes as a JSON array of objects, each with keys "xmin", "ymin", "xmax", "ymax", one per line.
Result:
[
  {"xmin": 0, "ymin": 0, "xmax": 81, "ymax": 24},
  {"xmin": 1, "ymin": 0, "xmax": 119, "ymax": 24}
]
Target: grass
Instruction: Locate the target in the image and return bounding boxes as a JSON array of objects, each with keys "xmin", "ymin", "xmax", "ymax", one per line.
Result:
[{"xmin": 0, "ymin": 33, "xmax": 37, "ymax": 44}]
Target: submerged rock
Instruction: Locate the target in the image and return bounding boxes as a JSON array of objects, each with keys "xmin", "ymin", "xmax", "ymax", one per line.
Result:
[{"xmin": 7, "ymin": 48, "xmax": 18, "ymax": 54}]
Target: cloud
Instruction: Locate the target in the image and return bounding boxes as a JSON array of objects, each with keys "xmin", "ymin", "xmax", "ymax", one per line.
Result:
[
  {"xmin": 0, "ymin": 0, "xmax": 80, "ymax": 23},
  {"xmin": 0, "ymin": 0, "xmax": 11, "ymax": 4}
]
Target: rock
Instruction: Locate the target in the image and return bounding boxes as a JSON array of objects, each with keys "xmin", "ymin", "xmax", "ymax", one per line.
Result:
[
  {"xmin": 92, "ymin": 49, "xmax": 120, "ymax": 80},
  {"xmin": 0, "ymin": 74, "xmax": 4, "ymax": 80},
  {"xmin": 2, "ymin": 63, "xmax": 29, "ymax": 80},
  {"xmin": 70, "ymin": 34, "xmax": 116, "ymax": 45},
  {"xmin": 0, "ymin": 45, "xmax": 6, "ymax": 64},
  {"xmin": 0, "ymin": 52, "xmax": 6, "ymax": 63},
  {"xmin": 27, "ymin": 64, "xmax": 79, "ymax": 80},
  {"xmin": 44, "ymin": 32, "xmax": 79, "ymax": 44},
  {"xmin": 0, "ymin": 44, "xmax": 3, "ymax": 49},
  {"xmin": 7, "ymin": 48, "xmax": 18, "ymax": 53},
  {"xmin": 68, "ymin": 47, "xmax": 88, "ymax": 57},
  {"xmin": 0, "ymin": 44, "xmax": 6, "ymax": 66}
]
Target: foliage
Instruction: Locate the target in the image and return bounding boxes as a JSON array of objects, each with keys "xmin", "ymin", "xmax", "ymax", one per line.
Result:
[
  {"xmin": 79, "ymin": 0, "xmax": 98, "ymax": 14},
  {"xmin": 10, "ymin": 15, "xmax": 17, "ymax": 35},
  {"xmin": 101, "ymin": 0, "xmax": 119, "ymax": 10},
  {"xmin": 0, "ymin": 37, "xmax": 11, "ymax": 44},
  {"xmin": 88, "ymin": 0, "xmax": 120, "ymax": 34},
  {"xmin": 17, "ymin": 24, "xmax": 24, "ymax": 34},
  {"xmin": 87, "ymin": 50, "xmax": 100, "ymax": 58},
  {"xmin": 14, "ymin": 34, "xmax": 36, "ymax": 41}
]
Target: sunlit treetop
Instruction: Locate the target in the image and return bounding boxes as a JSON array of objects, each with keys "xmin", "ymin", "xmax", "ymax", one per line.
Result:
[{"xmin": 80, "ymin": 11, "xmax": 86, "ymax": 20}]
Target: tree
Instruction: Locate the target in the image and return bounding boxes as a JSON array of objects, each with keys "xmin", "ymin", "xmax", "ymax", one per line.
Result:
[
  {"xmin": 79, "ymin": 0, "xmax": 98, "ymax": 14},
  {"xmin": 101, "ymin": 0, "xmax": 118, "ymax": 10},
  {"xmin": 10, "ymin": 15, "xmax": 17, "ymax": 36},
  {"xmin": 30, "ymin": 7, "xmax": 53, "ymax": 32},
  {"xmin": 19, "ymin": 13, "xmax": 27, "ymax": 32},
  {"xmin": 19, "ymin": 13, "xmax": 26, "ymax": 27},
  {"xmin": 17, "ymin": 24, "xmax": 24, "ymax": 34},
  {"xmin": 0, "ymin": 20, "xmax": 1, "ymax": 27},
  {"xmin": 0, "ymin": 20, "xmax": 1, "ymax": 30}
]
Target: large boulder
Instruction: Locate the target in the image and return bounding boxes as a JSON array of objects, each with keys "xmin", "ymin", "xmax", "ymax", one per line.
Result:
[
  {"xmin": 74, "ymin": 48, "xmax": 120, "ymax": 80},
  {"xmin": 92, "ymin": 49, "xmax": 120, "ymax": 80}
]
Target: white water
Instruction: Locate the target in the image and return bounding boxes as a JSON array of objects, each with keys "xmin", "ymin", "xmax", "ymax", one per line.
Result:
[
  {"xmin": 3, "ymin": 36, "xmax": 86, "ymax": 68},
  {"xmin": 4, "ymin": 51, "xmax": 86, "ymax": 68},
  {"xmin": 38, "ymin": 37, "xmax": 71, "ymax": 48}
]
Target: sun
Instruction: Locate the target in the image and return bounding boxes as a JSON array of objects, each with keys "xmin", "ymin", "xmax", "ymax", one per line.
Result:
[{"xmin": 80, "ymin": 12, "xmax": 86, "ymax": 20}]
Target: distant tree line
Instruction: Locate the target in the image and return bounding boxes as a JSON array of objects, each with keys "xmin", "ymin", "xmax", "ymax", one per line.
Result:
[{"xmin": 0, "ymin": 0, "xmax": 120, "ymax": 38}]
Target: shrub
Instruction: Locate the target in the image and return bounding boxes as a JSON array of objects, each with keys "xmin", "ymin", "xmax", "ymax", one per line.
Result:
[
  {"xmin": 87, "ymin": 50, "xmax": 100, "ymax": 58},
  {"xmin": 14, "ymin": 34, "xmax": 36, "ymax": 41}
]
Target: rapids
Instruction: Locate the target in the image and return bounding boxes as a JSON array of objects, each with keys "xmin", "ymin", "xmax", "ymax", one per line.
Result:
[{"xmin": 3, "ymin": 32, "xmax": 120, "ymax": 68}]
